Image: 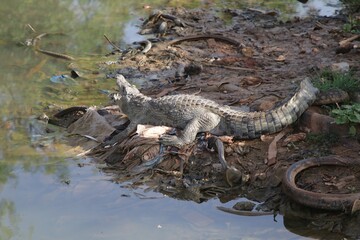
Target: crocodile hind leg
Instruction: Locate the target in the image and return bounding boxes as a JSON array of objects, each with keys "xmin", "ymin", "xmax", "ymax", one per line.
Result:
[{"xmin": 159, "ymin": 112, "xmax": 221, "ymax": 147}]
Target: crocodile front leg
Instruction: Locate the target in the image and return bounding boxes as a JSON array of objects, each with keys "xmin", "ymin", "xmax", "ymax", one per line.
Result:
[{"xmin": 160, "ymin": 112, "xmax": 221, "ymax": 147}]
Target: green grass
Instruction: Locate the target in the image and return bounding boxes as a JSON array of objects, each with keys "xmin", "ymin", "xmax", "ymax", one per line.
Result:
[
  {"xmin": 343, "ymin": 15, "xmax": 360, "ymax": 33},
  {"xmin": 312, "ymin": 69, "xmax": 360, "ymax": 92},
  {"xmin": 340, "ymin": 0, "xmax": 360, "ymax": 33}
]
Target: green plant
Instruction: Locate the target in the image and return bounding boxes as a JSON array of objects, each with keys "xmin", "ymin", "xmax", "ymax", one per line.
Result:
[
  {"xmin": 343, "ymin": 15, "xmax": 360, "ymax": 33},
  {"xmin": 340, "ymin": 0, "xmax": 360, "ymax": 33},
  {"xmin": 331, "ymin": 103, "xmax": 360, "ymax": 136},
  {"xmin": 340, "ymin": 0, "xmax": 360, "ymax": 14},
  {"xmin": 312, "ymin": 69, "xmax": 360, "ymax": 92}
]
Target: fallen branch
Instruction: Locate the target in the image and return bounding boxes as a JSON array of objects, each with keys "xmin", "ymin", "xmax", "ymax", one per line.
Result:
[
  {"xmin": 339, "ymin": 34, "xmax": 360, "ymax": 46},
  {"xmin": 104, "ymin": 34, "xmax": 122, "ymax": 52}
]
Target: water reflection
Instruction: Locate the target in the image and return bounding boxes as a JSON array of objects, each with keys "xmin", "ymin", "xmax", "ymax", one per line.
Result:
[
  {"xmin": 0, "ymin": 0, "xmax": 346, "ymax": 239},
  {"xmin": 296, "ymin": 0, "xmax": 342, "ymax": 17},
  {"xmin": 0, "ymin": 199, "xmax": 19, "ymax": 240}
]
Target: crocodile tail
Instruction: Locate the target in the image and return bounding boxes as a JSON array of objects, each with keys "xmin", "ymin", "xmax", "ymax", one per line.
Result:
[
  {"xmin": 264, "ymin": 78, "xmax": 318, "ymax": 134},
  {"xmin": 231, "ymin": 78, "xmax": 319, "ymax": 139}
]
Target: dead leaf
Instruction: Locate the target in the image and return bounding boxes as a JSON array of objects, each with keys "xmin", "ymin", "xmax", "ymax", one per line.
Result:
[
  {"xmin": 241, "ymin": 47, "xmax": 254, "ymax": 57},
  {"xmin": 217, "ymin": 81, "xmax": 230, "ymax": 87},
  {"xmin": 275, "ymin": 55, "xmax": 286, "ymax": 62},
  {"xmin": 282, "ymin": 132, "xmax": 307, "ymax": 146},
  {"xmin": 241, "ymin": 76, "xmax": 262, "ymax": 86},
  {"xmin": 267, "ymin": 128, "xmax": 292, "ymax": 165},
  {"xmin": 352, "ymin": 199, "xmax": 360, "ymax": 214}
]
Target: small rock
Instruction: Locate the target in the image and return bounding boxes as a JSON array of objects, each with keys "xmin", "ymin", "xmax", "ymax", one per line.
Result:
[
  {"xmin": 219, "ymin": 83, "xmax": 241, "ymax": 92},
  {"xmin": 331, "ymin": 62, "xmax": 350, "ymax": 72},
  {"xmin": 312, "ymin": 48, "xmax": 320, "ymax": 54},
  {"xmin": 233, "ymin": 201, "xmax": 256, "ymax": 211},
  {"xmin": 299, "ymin": 107, "xmax": 355, "ymax": 136},
  {"xmin": 275, "ymin": 55, "xmax": 286, "ymax": 62},
  {"xmin": 225, "ymin": 166, "xmax": 242, "ymax": 187},
  {"xmin": 241, "ymin": 76, "xmax": 262, "ymax": 86}
]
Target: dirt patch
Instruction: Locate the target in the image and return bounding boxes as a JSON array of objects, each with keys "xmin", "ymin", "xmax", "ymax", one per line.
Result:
[
  {"xmin": 297, "ymin": 165, "xmax": 360, "ymax": 194},
  {"xmin": 50, "ymin": 7, "xmax": 360, "ymax": 239}
]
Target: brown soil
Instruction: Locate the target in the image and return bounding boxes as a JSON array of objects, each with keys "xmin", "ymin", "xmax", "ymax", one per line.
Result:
[{"xmin": 297, "ymin": 165, "xmax": 360, "ymax": 194}]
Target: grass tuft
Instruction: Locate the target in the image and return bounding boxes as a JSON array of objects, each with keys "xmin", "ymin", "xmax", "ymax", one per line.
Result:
[{"xmin": 312, "ymin": 69, "xmax": 360, "ymax": 92}]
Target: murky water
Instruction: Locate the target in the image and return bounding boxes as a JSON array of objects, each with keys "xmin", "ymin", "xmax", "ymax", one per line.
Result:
[{"xmin": 0, "ymin": 0, "xmax": 342, "ymax": 239}]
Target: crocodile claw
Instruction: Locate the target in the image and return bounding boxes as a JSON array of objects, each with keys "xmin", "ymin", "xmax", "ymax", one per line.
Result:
[{"xmin": 159, "ymin": 134, "xmax": 185, "ymax": 148}]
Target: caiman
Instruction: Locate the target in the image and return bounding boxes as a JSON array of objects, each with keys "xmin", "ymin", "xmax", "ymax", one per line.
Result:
[{"xmin": 107, "ymin": 74, "xmax": 319, "ymax": 147}]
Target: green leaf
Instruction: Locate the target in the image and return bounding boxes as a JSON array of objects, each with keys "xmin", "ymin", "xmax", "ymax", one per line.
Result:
[
  {"xmin": 342, "ymin": 105, "xmax": 353, "ymax": 109},
  {"xmin": 349, "ymin": 125, "xmax": 357, "ymax": 136},
  {"xmin": 347, "ymin": 111, "xmax": 360, "ymax": 123},
  {"xmin": 331, "ymin": 109, "xmax": 343, "ymax": 115},
  {"xmin": 335, "ymin": 115, "xmax": 349, "ymax": 124},
  {"xmin": 354, "ymin": 104, "xmax": 360, "ymax": 112}
]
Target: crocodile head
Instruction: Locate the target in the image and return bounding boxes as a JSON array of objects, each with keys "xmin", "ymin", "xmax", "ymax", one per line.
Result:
[
  {"xmin": 116, "ymin": 74, "xmax": 141, "ymax": 96},
  {"xmin": 113, "ymin": 75, "xmax": 148, "ymax": 116}
]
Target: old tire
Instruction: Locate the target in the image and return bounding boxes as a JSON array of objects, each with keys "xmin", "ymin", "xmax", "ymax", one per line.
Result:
[{"xmin": 282, "ymin": 156, "xmax": 360, "ymax": 211}]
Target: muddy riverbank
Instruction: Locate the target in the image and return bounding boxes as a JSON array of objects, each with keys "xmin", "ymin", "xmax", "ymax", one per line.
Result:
[{"xmin": 48, "ymin": 6, "xmax": 360, "ymax": 239}]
